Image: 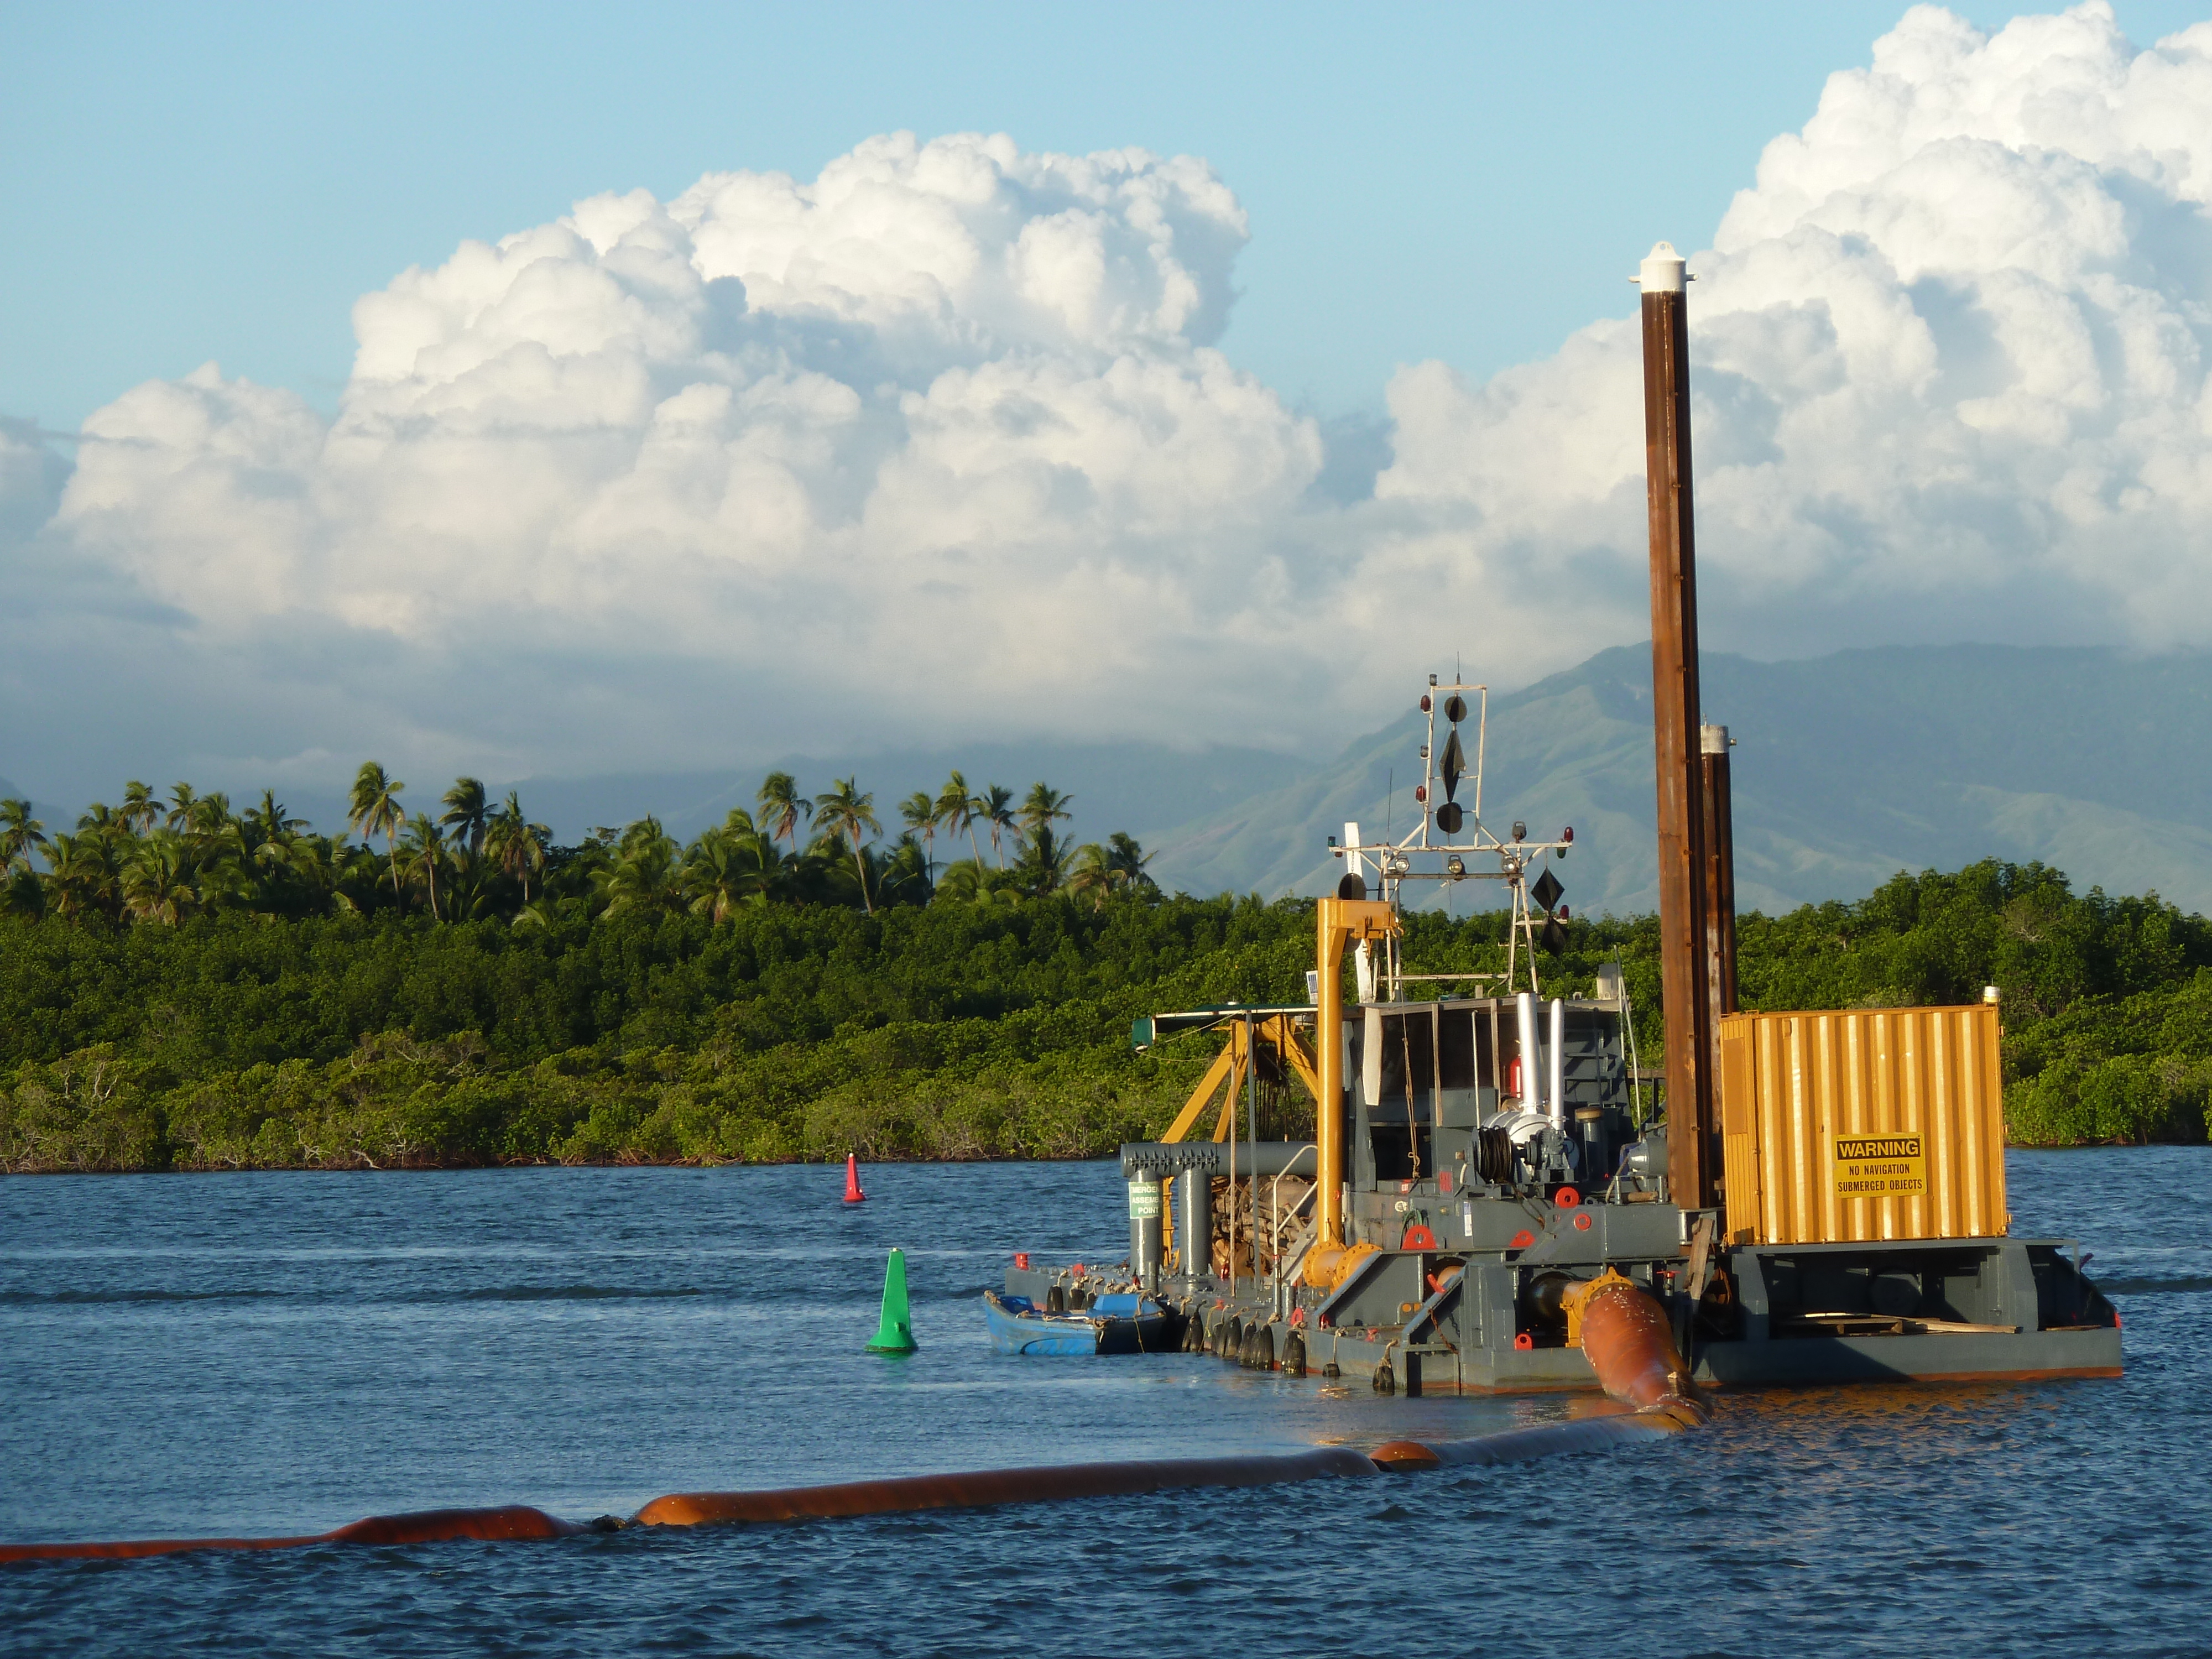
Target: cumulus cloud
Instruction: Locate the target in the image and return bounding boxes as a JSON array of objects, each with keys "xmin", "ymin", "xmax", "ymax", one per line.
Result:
[
  {"xmin": 1375, "ymin": 1, "xmax": 2212, "ymax": 664},
  {"xmin": 16, "ymin": 6, "xmax": 2212, "ymax": 794},
  {"xmin": 46, "ymin": 132, "xmax": 1326, "ymax": 772}
]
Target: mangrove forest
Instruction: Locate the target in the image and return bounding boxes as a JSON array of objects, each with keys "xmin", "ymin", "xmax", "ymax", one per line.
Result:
[{"xmin": 2, "ymin": 769, "xmax": 2209, "ymax": 1171}]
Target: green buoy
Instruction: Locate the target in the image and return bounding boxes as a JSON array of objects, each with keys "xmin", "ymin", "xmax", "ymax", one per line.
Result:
[{"xmin": 866, "ymin": 1246, "xmax": 918, "ymax": 1353}]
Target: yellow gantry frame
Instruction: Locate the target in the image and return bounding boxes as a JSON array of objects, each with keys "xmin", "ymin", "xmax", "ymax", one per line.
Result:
[
  {"xmin": 1157, "ymin": 1013, "xmax": 1326, "ymax": 1264},
  {"xmin": 1159, "ymin": 1015, "xmax": 1327, "ymax": 1147},
  {"xmin": 1155, "ymin": 896, "xmax": 1399, "ymax": 1258}
]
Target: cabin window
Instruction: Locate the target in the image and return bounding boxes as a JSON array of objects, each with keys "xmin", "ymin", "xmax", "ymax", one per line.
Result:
[
  {"xmin": 1369, "ymin": 1124, "xmax": 1430, "ymax": 1182},
  {"xmin": 1439, "ymin": 1010, "xmax": 1476, "ymax": 1091},
  {"xmin": 1374, "ymin": 1010, "xmax": 1435, "ymax": 1106}
]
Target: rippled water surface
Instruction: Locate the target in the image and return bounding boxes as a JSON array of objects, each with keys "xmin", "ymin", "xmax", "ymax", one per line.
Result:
[{"xmin": 3, "ymin": 1150, "xmax": 2207, "ymax": 1657}]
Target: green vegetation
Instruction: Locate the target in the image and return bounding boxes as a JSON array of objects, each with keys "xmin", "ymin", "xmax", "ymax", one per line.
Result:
[{"xmin": 3, "ymin": 772, "xmax": 2208, "ymax": 1169}]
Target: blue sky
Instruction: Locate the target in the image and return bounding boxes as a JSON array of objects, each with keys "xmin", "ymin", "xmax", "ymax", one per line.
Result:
[{"xmin": 7, "ymin": 2, "xmax": 2203, "ymax": 430}]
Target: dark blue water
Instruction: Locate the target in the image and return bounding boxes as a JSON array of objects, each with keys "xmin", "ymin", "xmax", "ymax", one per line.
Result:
[{"xmin": 2, "ymin": 1150, "xmax": 2206, "ymax": 1657}]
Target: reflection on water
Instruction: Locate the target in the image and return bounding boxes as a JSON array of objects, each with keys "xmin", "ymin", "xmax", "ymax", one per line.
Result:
[{"xmin": 2, "ymin": 1147, "xmax": 2206, "ymax": 1657}]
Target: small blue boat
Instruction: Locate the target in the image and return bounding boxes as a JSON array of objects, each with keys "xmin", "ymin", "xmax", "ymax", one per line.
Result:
[{"xmin": 983, "ymin": 1289, "xmax": 1176, "ymax": 1356}]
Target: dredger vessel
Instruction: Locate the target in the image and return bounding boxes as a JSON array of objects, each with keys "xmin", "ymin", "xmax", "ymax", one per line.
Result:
[{"xmin": 1001, "ymin": 242, "xmax": 2122, "ymax": 1396}]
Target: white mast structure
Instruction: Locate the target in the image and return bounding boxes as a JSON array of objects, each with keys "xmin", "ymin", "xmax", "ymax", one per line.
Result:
[{"xmin": 1329, "ymin": 674, "xmax": 1574, "ymax": 1005}]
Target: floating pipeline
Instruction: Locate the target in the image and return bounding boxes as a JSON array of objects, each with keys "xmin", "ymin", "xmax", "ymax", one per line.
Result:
[
  {"xmin": 2, "ymin": 1286, "xmax": 1701, "ymax": 1562},
  {"xmin": 633, "ymin": 1447, "xmax": 1379, "ymax": 1527},
  {"xmin": 0, "ymin": 1505, "xmax": 587, "ymax": 1563}
]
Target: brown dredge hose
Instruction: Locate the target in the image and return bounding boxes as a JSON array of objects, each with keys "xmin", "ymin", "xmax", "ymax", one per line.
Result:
[
  {"xmin": 0, "ymin": 1505, "xmax": 587, "ymax": 1563},
  {"xmin": 1, "ymin": 1281, "xmax": 1702, "ymax": 1563}
]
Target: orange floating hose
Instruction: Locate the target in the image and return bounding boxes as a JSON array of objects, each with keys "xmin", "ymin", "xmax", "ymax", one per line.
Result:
[
  {"xmin": 634, "ymin": 1448, "xmax": 1379, "ymax": 1527},
  {"xmin": 0, "ymin": 1505, "xmax": 584, "ymax": 1564}
]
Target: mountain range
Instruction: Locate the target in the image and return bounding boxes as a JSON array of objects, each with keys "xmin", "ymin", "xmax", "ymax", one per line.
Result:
[
  {"xmin": 1141, "ymin": 644, "xmax": 2212, "ymax": 916},
  {"xmin": 8, "ymin": 643, "xmax": 2210, "ymax": 917}
]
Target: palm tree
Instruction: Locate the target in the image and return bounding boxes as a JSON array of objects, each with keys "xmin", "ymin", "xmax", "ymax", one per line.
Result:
[
  {"xmin": 400, "ymin": 813, "xmax": 447, "ymax": 920},
  {"xmin": 511, "ymin": 897, "xmax": 560, "ymax": 932},
  {"xmin": 900, "ymin": 791, "xmax": 940, "ymax": 881},
  {"xmin": 244, "ymin": 790, "xmax": 304, "ymax": 846},
  {"xmin": 596, "ymin": 817, "xmax": 685, "ymax": 917},
  {"xmin": 347, "ymin": 762, "xmax": 406, "ymax": 900},
  {"xmin": 192, "ymin": 815, "xmax": 253, "ymax": 910},
  {"xmin": 1020, "ymin": 832, "xmax": 1073, "ymax": 897},
  {"xmin": 935, "ymin": 858, "xmax": 1020, "ymax": 906},
  {"xmin": 683, "ymin": 826, "xmax": 780, "ymax": 922},
  {"xmin": 257, "ymin": 824, "xmax": 332, "ymax": 907},
  {"xmin": 0, "ymin": 799, "xmax": 46, "ymax": 874},
  {"xmin": 1067, "ymin": 842, "xmax": 1115, "ymax": 911},
  {"xmin": 441, "ymin": 851, "xmax": 500, "ymax": 921},
  {"xmin": 813, "ymin": 778, "xmax": 881, "ymax": 915},
  {"xmin": 1106, "ymin": 831, "xmax": 1157, "ymax": 893},
  {"xmin": 165, "ymin": 782, "xmax": 196, "ymax": 832},
  {"xmin": 1020, "ymin": 782, "xmax": 1072, "ymax": 840},
  {"xmin": 758, "ymin": 771, "xmax": 811, "ymax": 858},
  {"xmin": 49, "ymin": 829, "xmax": 126, "ymax": 920},
  {"xmin": 937, "ymin": 770, "xmax": 980, "ymax": 866},
  {"xmin": 122, "ymin": 831, "xmax": 197, "ymax": 925},
  {"xmin": 875, "ymin": 833, "xmax": 934, "ymax": 907},
  {"xmin": 1020, "ymin": 782, "xmax": 1070, "ymax": 832},
  {"xmin": 41, "ymin": 831, "xmax": 84, "ymax": 917},
  {"xmin": 185, "ymin": 792, "xmax": 232, "ymax": 841},
  {"xmin": 482, "ymin": 792, "xmax": 550, "ymax": 902},
  {"xmin": 121, "ymin": 781, "xmax": 160, "ymax": 836},
  {"xmin": 440, "ymin": 778, "xmax": 491, "ymax": 858},
  {"xmin": 977, "ymin": 784, "xmax": 1016, "ymax": 868}
]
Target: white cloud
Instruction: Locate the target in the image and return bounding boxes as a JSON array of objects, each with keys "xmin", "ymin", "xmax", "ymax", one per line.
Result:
[
  {"xmin": 49, "ymin": 131, "xmax": 1322, "ymax": 759},
  {"xmin": 1369, "ymin": 1, "xmax": 2212, "ymax": 665},
  {"xmin": 17, "ymin": 6, "xmax": 2212, "ymax": 794}
]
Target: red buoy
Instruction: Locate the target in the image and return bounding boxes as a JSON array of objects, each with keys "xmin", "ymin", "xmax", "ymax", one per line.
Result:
[{"xmin": 843, "ymin": 1153, "xmax": 866, "ymax": 1204}]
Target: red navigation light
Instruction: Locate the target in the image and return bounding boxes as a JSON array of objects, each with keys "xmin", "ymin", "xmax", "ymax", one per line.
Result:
[
  {"xmin": 1562, "ymin": 826, "xmax": 1574, "ymax": 843},
  {"xmin": 1413, "ymin": 785, "xmax": 1427, "ymax": 804},
  {"xmin": 1420, "ymin": 693, "xmax": 1432, "ymax": 712}
]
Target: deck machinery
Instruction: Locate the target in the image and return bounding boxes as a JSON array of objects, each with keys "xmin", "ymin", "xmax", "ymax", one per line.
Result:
[{"xmin": 1004, "ymin": 241, "xmax": 2121, "ymax": 1396}]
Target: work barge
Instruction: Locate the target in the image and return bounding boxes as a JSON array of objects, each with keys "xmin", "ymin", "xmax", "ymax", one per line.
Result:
[{"xmin": 1004, "ymin": 242, "xmax": 2122, "ymax": 1397}]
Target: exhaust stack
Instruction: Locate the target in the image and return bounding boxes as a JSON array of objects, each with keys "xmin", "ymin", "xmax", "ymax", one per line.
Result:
[{"xmin": 1700, "ymin": 722, "xmax": 1738, "ymax": 1024}]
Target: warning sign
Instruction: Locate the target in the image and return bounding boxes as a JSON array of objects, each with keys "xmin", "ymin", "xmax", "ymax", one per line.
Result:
[{"xmin": 1832, "ymin": 1133, "xmax": 1927, "ymax": 1201}]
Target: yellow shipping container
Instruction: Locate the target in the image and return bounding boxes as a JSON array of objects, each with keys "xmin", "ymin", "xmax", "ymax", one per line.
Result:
[{"xmin": 1717, "ymin": 1004, "xmax": 2009, "ymax": 1245}]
